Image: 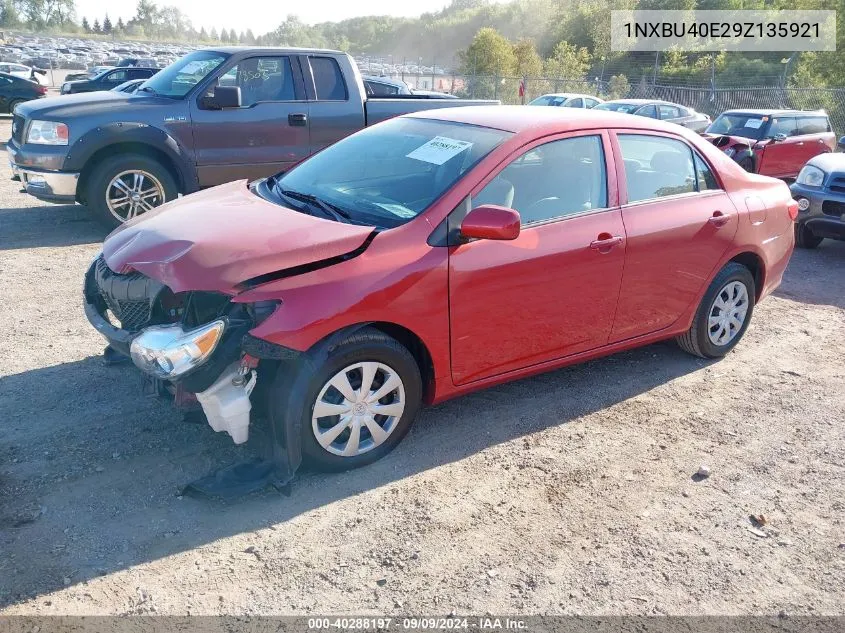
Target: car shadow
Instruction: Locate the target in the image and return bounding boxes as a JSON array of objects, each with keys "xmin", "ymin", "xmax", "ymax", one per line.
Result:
[
  {"xmin": 774, "ymin": 239, "xmax": 845, "ymax": 310},
  {"xmin": 0, "ymin": 202, "xmax": 108, "ymax": 250},
  {"xmin": 0, "ymin": 340, "xmax": 712, "ymax": 608}
]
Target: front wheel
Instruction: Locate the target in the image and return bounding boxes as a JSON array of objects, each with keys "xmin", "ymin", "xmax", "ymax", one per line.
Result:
[
  {"xmin": 85, "ymin": 154, "xmax": 177, "ymax": 228},
  {"xmin": 676, "ymin": 263, "xmax": 756, "ymax": 359},
  {"xmin": 273, "ymin": 328, "xmax": 423, "ymax": 472},
  {"xmin": 795, "ymin": 222, "xmax": 823, "ymax": 249}
]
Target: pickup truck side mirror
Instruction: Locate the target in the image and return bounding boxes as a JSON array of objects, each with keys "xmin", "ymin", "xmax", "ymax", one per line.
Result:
[
  {"xmin": 460, "ymin": 205, "xmax": 521, "ymax": 241},
  {"xmin": 205, "ymin": 85, "xmax": 242, "ymax": 110}
]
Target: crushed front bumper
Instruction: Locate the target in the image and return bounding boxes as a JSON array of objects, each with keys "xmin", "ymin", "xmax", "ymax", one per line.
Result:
[{"xmin": 7, "ymin": 143, "xmax": 79, "ymax": 203}]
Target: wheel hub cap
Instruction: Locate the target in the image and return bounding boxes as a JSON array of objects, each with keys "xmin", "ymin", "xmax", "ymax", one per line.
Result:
[
  {"xmin": 311, "ymin": 361, "xmax": 406, "ymax": 457},
  {"xmin": 707, "ymin": 280, "xmax": 749, "ymax": 346},
  {"xmin": 106, "ymin": 169, "xmax": 165, "ymax": 223}
]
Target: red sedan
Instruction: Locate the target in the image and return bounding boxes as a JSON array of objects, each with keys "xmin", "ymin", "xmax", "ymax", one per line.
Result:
[{"xmin": 85, "ymin": 106, "xmax": 797, "ymax": 482}]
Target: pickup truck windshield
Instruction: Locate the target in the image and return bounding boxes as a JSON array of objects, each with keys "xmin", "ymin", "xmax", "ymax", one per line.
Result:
[
  {"xmin": 265, "ymin": 118, "xmax": 512, "ymax": 229},
  {"xmin": 138, "ymin": 50, "xmax": 228, "ymax": 98},
  {"xmin": 706, "ymin": 113, "xmax": 768, "ymax": 140}
]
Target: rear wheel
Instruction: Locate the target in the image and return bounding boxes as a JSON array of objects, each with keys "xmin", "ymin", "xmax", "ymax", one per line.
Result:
[
  {"xmin": 794, "ymin": 222, "xmax": 823, "ymax": 249},
  {"xmin": 85, "ymin": 154, "xmax": 177, "ymax": 228},
  {"xmin": 676, "ymin": 262, "xmax": 755, "ymax": 359}
]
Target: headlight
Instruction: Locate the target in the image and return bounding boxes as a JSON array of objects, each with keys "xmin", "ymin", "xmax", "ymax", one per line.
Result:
[
  {"xmin": 723, "ymin": 147, "xmax": 736, "ymax": 157},
  {"xmin": 60, "ymin": 83, "xmax": 69, "ymax": 93},
  {"xmin": 26, "ymin": 120, "xmax": 69, "ymax": 145},
  {"xmin": 130, "ymin": 320, "xmax": 225, "ymax": 379},
  {"xmin": 796, "ymin": 165, "xmax": 826, "ymax": 187}
]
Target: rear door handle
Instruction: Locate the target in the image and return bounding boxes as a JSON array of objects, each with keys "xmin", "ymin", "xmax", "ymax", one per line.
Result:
[
  {"xmin": 708, "ymin": 211, "xmax": 730, "ymax": 227},
  {"xmin": 288, "ymin": 113, "xmax": 308, "ymax": 126},
  {"xmin": 590, "ymin": 235, "xmax": 624, "ymax": 250}
]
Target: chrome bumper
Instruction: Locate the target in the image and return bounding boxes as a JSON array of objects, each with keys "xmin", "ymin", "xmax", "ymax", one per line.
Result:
[{"xmin": 7, "ymin": 145, "xmax": 78, "ymax": 203}]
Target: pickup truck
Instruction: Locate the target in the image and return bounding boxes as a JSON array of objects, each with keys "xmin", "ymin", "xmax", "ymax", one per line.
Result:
[{"xmin": 8, "ymin": 47, "xmax": 498, "ymax": 227}]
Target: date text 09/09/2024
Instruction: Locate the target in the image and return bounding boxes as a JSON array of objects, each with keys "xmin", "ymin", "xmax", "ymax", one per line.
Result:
[{"xmin": 307, "ymin": 617, "xmax": 528, "ymax": 630}]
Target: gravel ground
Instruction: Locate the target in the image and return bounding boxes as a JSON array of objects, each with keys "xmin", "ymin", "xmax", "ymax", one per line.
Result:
[{"xmin": 0, "ymin": 115, "xmax": 843, "ymax": 616}]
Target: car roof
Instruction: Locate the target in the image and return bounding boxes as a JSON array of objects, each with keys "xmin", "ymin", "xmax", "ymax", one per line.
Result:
[
  {"xmin": 536, "ymin": 93, "xmax": 597, "ymax": 99},
  {"xmin": 207, "ymin": 46, "xmax": 343, "ymax": 55},
  {"xmin": 721, "ymin": 108, "xmax": 827, "ymax": 117},
  {"xmin": 407, "ymin": 105, "xmax": 695, "ymax": 136}
]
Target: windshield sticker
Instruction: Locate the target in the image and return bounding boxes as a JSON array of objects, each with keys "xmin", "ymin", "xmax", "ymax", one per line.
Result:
[
  {"xmin": 407, "ymin": 136, "xmax": 473, "ymax": 165},
  {"xmin": 744, "ymin": 119, "xmax": 764, "ymax": 129},
  {"xmin": 374, "ymin": 203, "xmax": 417, "ymax": 218}
]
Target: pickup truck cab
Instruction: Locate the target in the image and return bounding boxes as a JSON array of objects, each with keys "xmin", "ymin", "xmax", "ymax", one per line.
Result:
[{"xmin": 8, "ymin": 47, "xmax": 497, "ymax": 227}]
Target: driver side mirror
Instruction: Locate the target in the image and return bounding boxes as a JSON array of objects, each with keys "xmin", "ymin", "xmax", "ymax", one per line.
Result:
[
  {"xmin": 837, "ymin": 135, "xmax": 845, "ymax": 150},
  {"xmin": 772, "ymin": 133, "xmax": 787, "ymax": 142},
  {"xmin": 204, "ymin": 85, "xmax": 242, "ymax": 110},
  {"xmin": 460, "ymin": 205, "xmax": 521, "ymax": 241}
]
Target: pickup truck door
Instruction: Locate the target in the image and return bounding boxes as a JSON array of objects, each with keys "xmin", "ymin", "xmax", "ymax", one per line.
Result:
[
  {"xmin": 299, "ymin": 54, "xmax": 366, "ymax": 155},
  {"xmin": 189, "ymin": 54, "xmax": 311, "ymax": 187}
]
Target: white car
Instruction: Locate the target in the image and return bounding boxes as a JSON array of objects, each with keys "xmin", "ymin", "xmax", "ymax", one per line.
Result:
[
  {"xmin": 0, "ymin": 63, "xmax": 47, "ymax": 85},
  {"xmin": 528, "ymin": 93, "xmax": 604, "ymax": 108}
]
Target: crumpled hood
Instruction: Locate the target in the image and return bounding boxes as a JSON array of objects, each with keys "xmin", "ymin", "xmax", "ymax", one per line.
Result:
[
  {"xmin": 702, "ymin": 133, "xmax": 760, "ymax": 148},
  {"xmin": 102, "ymin": 180, "xmax": 375, "ymax": 294}
]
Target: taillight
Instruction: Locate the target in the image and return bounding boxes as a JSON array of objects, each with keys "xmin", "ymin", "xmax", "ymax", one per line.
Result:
[
  {"xmin": 787, "ymin": 201, "xmax": 799, "ymax": 221},
  {"xmin": 36, "ymin": 85, "xmax": 48, "ymax": 94}
]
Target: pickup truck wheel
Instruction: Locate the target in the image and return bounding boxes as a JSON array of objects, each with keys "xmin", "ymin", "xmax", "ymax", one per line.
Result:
[
  {"xmin": 277, "ymin": 328, "xmax": 423, "ymax": 472},
  {"xmin": 86, "ymin": 154, "xmax": 177, "ymax": 228},
  {"xmin": 676, "ymin": 262, "xmax": 755, "ymax": 359},
  {"xmin": 795, "ymin": 222, "xmax": 823, "ymax": 249}
]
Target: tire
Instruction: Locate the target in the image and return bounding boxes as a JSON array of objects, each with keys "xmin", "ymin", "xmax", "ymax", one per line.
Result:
[
  {"xmin": 794, "ymin": 222, "xmax": 823, "ymax": 249},
  {"xmin": 676, "ymin": 262, "xmax": 756, "ymax": 359},
  {"xmin": 738, "ymin": 157, "xmax": 754, "ymax": 173},
  {"xmin": 272, "ymin": 327, "xmax": 423, "ymax": 472},
  {"xmin": 85, "ymin": 153, "xmax": 178, "ymax": 229}
]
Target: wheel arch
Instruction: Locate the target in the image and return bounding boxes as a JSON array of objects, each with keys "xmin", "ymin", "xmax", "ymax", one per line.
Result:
[
  {"xmin": 727, "ymin": 250, "xmax": 766, "ymax": 301},
  {"xmin": 307, "ymin": 321, "xmax": 438, "ymax": 405}
]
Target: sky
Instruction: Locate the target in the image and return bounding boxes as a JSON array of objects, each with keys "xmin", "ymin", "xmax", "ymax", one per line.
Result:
[{"xmin": 74, "ymin": 0, "xmax": 454, "ymax": 34}]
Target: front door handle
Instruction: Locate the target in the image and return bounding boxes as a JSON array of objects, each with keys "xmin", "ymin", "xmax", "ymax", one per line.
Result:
[
  {"xmin": 708, "ymin": 211, "xmax": 730, "ymax": 227},
  {"xmin": 590, "ymin": 234, "xmax": 624, "ymax": 251},
  {"xmin": 288, "ymin": 113, "xmax": 308, "ymax": 127}
]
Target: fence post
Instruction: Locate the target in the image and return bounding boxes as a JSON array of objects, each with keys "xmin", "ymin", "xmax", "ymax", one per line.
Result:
[{"xmin": 494, "ymin": 73, "xmax": 499, "ymax": 100}]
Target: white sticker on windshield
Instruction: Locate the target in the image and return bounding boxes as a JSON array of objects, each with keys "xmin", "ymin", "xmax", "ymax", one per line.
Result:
[
  {"xmin": 744, "ymin": 119, "xmax": 764, "ymax": 129},
  {"xmin": 406, "ymin": 136, "xmax": 473, "ymax": 165}
]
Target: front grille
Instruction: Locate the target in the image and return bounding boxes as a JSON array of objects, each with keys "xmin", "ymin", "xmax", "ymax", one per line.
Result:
[
  {"xmin": 93, "ymin": 255, "xmax": 163, "ymax": 332},
  {"xmin": 822, "ymin": 200, "xmax": 845, "ymax": 218},
  {"xmin": 11, "ymin": 114, "xmax": 25, "ymax": 143},
  {"xmin": 828, "ymin": 176, "xmax": 845, "ymax": 194}
]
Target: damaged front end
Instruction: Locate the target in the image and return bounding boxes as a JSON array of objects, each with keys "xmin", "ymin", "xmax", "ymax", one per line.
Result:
[{"xmin": 83, "ymin": 254, "xmax": 278, "ymax": 445}]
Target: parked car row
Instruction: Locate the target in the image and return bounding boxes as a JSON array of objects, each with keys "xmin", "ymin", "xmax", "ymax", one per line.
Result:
[{"xmin": 0, "ymin": 72, "xmax": 48, "ymax": 113}]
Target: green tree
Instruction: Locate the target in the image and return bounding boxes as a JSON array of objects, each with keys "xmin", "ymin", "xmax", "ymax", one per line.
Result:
[
  {"xmin": 459, "ymin": 27, "xmax": 517, "ymax": 75},
  {"xmin": 243, "ymin": 28, "xmax": 255, "ymax": 44},
  {"xmin": 229, "ymin": 28, "xmax": 237, "ymax": 42},
  {"xmin": 512, "ymin": 38, "xmax": 542, "ymax": 78},
  {"xmin": 544, "ymin": 41, "xmax": 591, "ymax": 79},
  {"xmin": 116, "ymin": 16, "xmax": 124, "ymax": 31},
  {"xmin": 220, "ymin": 27, "xmax": 229, "ymax": 42},
  {"xmin": 199, "ymin": 26, "xmax": 207, "ymax": 40},
  {"xmin": 81, "ymin": 15, "xmax": 90, "ymax": 32},
  {"xmin": 209, "ymin": 26, "xmax": 218, "ymax": 40},
  {"xmin": 92, "ymin": 18, "xmax": 100, "ymax": 32},
  {"xmin": 102, "ymin": 13, "xmax": 112, "ymax": 33},
  {"xmin": 607, "ymin": 73, "xmax": 630, "ymax": 98}
]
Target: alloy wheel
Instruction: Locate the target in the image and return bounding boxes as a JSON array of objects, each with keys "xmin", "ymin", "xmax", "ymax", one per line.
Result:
[
  {"xmin": 707, "ymin": 280, "xmax": 749, "ymax": 346},
  {"xmin": 106, "ymin": 169, "xmax": 165, "ymax": 223},
  {"xmin": 311, "ymin": 361, "xmax": 406, "ymax": 457}
]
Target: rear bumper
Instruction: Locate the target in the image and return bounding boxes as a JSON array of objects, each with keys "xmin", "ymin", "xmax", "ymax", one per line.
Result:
[{"xmin": 7, "ymin": 143, "xmax": 78, "ymax": 203}]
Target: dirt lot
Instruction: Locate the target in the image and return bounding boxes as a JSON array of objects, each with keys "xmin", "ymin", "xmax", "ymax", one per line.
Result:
[{"xmin": 0, "ymin": 115, "xmax": 843, "ymax": 617}]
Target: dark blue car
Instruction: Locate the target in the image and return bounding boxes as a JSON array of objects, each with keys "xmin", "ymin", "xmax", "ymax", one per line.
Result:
[{"xmin": 790, "ymin": 145, "xmax": 845, "ymax": 248}]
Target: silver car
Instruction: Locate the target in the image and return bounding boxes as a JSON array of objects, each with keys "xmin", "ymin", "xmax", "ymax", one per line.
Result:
[{"xmin": 595, "ymin": 99, "xmax": 711, "ymax": 133}]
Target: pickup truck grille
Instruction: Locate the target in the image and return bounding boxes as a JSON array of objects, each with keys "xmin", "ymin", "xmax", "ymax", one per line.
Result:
[
  {"xmin": 11, "ymin": 114, "xmax": 25, "ymax": 143},
  {"xmin": 822, "ymin": 200, "xmax": 845, "ymax": 218},
  {"xmin": 827, "ymin": 176, "xmax": 845, "ymax": 194}
]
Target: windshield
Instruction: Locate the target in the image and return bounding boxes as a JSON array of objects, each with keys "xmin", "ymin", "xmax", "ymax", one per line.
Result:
[
  {"xmin": 594, "ymin": 102, "xmax": 641, "ymax": 114},
  {"xmin": 137, "ymin": 50, "xmax": 227, "ymax": 98},
  {"xmin": 528, "ymin": 95, "xmax": 569, "ymax": 106},
  {"xmin": 705, "ymin": 113, "xmax": 769, "ymax": 140},
  {"xmin": 265, "ymin": 117, "xmax": 512, "ymax": 229}
]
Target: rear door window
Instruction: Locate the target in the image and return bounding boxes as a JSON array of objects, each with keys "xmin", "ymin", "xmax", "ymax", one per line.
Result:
[
  {"xmin": 797, "ymin": 116, "xmax": 830, "ymax": 135},
  {"xmin": 618, "ymin": 134, "xmax": 697, "ymax": 202},
  {"xmin": 563, "ymin": 97, "xmax": 584, "ymax": 108},
  {"xmin": 310, "ymin": 56, "xmax": 348, "ymax": 101},
  {"xmin": 658, "ymin": 105, "xmax": 680, "ymax": 119},
  {"xmin": 636, "ymin": 104, "xmax": 658, "ymax": 118}
]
